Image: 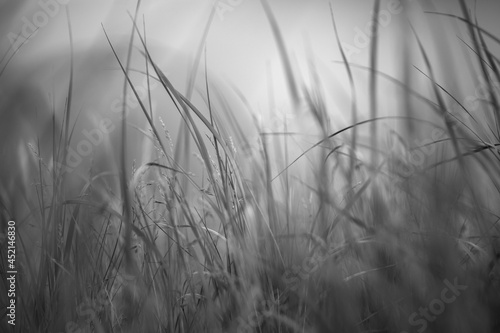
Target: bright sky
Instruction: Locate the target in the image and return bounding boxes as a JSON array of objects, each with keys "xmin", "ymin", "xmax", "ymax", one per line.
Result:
[{"xmin": 2, "ymin": 0, "xmax": 500, "ymax": 129}]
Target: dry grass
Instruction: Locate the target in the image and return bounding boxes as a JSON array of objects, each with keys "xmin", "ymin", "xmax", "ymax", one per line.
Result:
[{"xmin": 1, "ymin": 1, "xmax": 500, "ymax": 332}]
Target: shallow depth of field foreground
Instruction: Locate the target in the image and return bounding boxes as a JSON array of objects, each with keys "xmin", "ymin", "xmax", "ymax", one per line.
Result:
[{"xmin": 1, "ymin": 0, "xmax": 500, "ymax": 332}]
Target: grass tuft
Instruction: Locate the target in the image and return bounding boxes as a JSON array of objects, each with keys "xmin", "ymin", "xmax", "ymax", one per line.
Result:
[{"xmin": 2, "ymin": 1, "xmax": 500, "ymax": 333}]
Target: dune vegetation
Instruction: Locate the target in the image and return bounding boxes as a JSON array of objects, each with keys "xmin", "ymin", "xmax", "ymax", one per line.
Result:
[{"xmin": 1, "ymin": 0, "xmax": 500, "ymax": 332}]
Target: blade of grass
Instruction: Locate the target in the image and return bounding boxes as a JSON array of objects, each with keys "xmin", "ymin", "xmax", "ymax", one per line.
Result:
[
  {"xmin": 271, "ymin": 116, "xmax": 434, "ymax": 181},
  {"xmin": 369, "ymin": 0, "xmax": 381, "ymax": 169},
  {"xmin": 329, "ymin": 1, "xmax": 359, "ymax": 187},
  {"xmin": 260, "ymin": 0, "xmax": 300, "ymax": 107}
]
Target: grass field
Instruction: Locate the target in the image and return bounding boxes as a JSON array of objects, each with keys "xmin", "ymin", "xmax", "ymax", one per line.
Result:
[{"xmin": 1, "ymin": 0, "xmax": 500, "ymax": 332}]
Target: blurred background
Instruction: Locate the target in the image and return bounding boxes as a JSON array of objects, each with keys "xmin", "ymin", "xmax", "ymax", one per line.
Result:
[
  {"xmin": 2, "ymin": 0, "xmax": 499, "ymax": 116},
  {"xmin": 2, "ymin": 0, "xmax": 500, "ymax": 238}
]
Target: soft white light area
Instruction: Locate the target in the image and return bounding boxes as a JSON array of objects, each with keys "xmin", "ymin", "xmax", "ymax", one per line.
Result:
[{"xmin": 2, "ymin": 0, "xmax": 500, "ymax": 150}]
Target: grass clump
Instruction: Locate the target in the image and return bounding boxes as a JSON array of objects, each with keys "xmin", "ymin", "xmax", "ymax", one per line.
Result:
[{"xmin": 1, "ymin": 1, "xmax": 500, "ymax": 332}]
